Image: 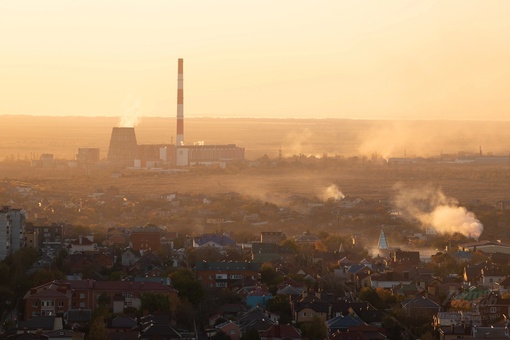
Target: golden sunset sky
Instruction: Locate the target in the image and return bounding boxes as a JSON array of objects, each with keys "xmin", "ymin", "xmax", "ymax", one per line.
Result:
[{"xmin": 1, "ymin": 1, "xmax": 509, "ymax": 120}]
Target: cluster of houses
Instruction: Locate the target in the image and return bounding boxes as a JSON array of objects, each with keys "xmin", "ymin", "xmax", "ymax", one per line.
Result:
[{"xmin": 5, "ymin": 221, "xmax": 510, "ymax": 339}]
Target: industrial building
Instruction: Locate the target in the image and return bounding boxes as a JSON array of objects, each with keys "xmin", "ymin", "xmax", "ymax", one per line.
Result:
[
  {"xmin": 76, "ymin": 148, "xmax": 100, "ymax": 164},
  {"xmin": 106, "ymin": 58, "xmax": 245, "ymax": 168}
]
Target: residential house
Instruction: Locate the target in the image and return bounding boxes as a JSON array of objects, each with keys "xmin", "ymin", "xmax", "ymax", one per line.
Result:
[
  {"xmin": 292, "ymin": 300, "xmax": 330, "ymax": 323},
  {"xmin": 327, "ymin": 325, "xmax": 387, "ymax": 340},
  {"xmin": 23, "ymin": 279, "xmax": 178, "ymax": 320},
  {"xmin": 259, "ymin": 324, "xmax": 302, "ymax": 340},
  {"xmin": 371, "ymin": 271, "xmax": 412, "ymax": 289},
  {"xmin": 105, "ymin": 228, "xmax": 130, "ymax": 247},
  {"xmin": 294, "ymin": 232, "xmax": 320, "ymax": 246},
  {"xmin": 260, "ymin": 231, "xmax": 284, "ymax": 244},
  {"xmin": 236, "ymin": 306, "xmax": 276, "ymax": 334},
  {"xmin": 496, "ymin": 276, "xmax": 510, "ymax": 295},
  {"xmin": 122, "ymin": 249, "xmax": 141, "ymax": 267},
  {"xmin": 215, "ymin": 321, "xmax": 241, "ymax": 340},
  {"xmin": 193, "ymin": 233, "xmax": 236, "ymax": 249},
  {"xmin": 67, "ymin": 236, "xmax": 97, "ymax": 254},
  {"xmin": 195, "ymin": 261, "xmax": 261, "ymax": 289},
  {"xmin": 245, "ymin": 286, "xmax": 273, "ymax": 308},
  {"xmin": 331, "ymin": 301, "xmax": 383, "ymax": 327},
  {"xmin": 106, "ymin": 316, "xmax": 139, "ymax": 340},
  {"xmin": 251, "ymin": 243, "xmax": 295, "ymax": 263},
  {"xmin": 139, "ymin": 322, "xmax": 181, "ymax": 340},
  {"xmin": 481, "ymin": 265, "xmax": 508, "ymax": 291},
  {"xmin": 130, "ymin": 226, "xmax": 163, "ymax": 252},
  {"xmin": 325, "ymin": 314, "xmax": 367, "ymax": 333},
  {"xmin": 401, "ymin": 295, "xmax": 441, "ymax": 318},
  {"xmin": 458, "ymin": 240, "xmax": 510, "ymax": 255}
]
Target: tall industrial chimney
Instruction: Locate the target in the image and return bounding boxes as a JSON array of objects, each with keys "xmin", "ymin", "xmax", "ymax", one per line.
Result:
[{"xmin": 176, "ymin": 58, "xmax": 184, "ymax": 146}]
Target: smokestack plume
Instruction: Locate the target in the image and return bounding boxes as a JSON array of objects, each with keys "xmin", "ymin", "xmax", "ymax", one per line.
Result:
[{"xmin": 176, "ymin": 58, "xmax": 184, "ymax": 146}]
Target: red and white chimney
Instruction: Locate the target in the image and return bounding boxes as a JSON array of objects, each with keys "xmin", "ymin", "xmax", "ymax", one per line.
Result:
[{"xmin": 176, "ymin": 58, "xmax": 184, "ymax": 145}]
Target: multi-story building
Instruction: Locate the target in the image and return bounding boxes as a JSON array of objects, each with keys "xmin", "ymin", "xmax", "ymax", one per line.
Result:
[
  {"xmin": 31, "ymin": 223, "xmax": 64, "ymax": 250},
  {"xmin": 195, "ymin": 261, "xmax": 261, "ymax": 289},
  {"xmin": 0, "ymin": 206, "xmax": 26, "ymax": 260},
  {"xmin": 23, "ymin": 279, "xmax": 178, "ymax": 320},
  {"xmin": 130, "ymin": 226, "xmax": 163, "ymax": 251}
]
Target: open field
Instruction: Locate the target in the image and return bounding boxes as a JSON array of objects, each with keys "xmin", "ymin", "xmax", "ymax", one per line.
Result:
[
  {"xmin": 1, "ymin": 161, "xmax": 509, "ymax": 206},
  {"xmin": 1, "ymin": 116, "xmax": 510, "ymax": 206},
  {"xmin": 2, "ymin": 115, "xmax": 510, "ymax": 161}
]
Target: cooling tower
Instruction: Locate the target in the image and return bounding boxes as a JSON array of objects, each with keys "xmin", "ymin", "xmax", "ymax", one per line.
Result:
[
  {"xmin": 176, "ymin": 58, "xmax": 184, "ymax": 146},
  {"xmin": 107, "ymin": 127, "xmax": 138, "ymax": 166}
]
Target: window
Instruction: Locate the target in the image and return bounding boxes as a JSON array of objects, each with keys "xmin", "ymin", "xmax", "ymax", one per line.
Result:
[
  {"xmin": 79, "ymin": 302, "xmax": 85, "ymax": 308},
  {"xmin": 302, "ymin": 312, "xmax": 307, "ymax": 317},
  {"xmin": 58, "ymin": 301, "xmax": 64, "ymax": 307},
  {"xmin": 41, "ymin": 300, "xmax": 54, "ymax": 307},
  {"xmin": 310, "ymin": 312, "xmax": 314, "ymax": 317},
  {"xmin": 490, "ymin": 307, "xmax": 497, "ymax": 313},
  {"xmin": 32, "ymin": 301, "xmax": 38, "ymax": 307},
  {"xmin": 79, "ymin": 293, "xmax": 85, "ymax": 299},
  {"xmin": 230, "ymin": 330, "xmax": 236, "ymax": 335}
]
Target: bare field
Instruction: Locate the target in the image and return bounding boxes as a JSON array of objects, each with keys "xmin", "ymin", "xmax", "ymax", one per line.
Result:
[{"xmin": 2, "ymin": 162, "xmax": 508, "ymax": 205}]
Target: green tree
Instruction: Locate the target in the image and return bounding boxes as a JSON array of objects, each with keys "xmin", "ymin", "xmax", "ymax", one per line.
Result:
[
  {"xmin": 266, "ymin": 295, "xmax": 291, "ymax": 324},
  {"xmin": 259, "ymin": 263, "xmax": 279, "ymax": 285},
  {"xmin": 300, "ymin": 316, "xmax": 327, "ymax": 340},
  {"xmin": 358, "ymin": 287, "xmax": 384, "ymax": 310},
  {"xmin": 86, "ymin": 317, "xmax": 107, "ymax": 340},
  {"xmin": 169, "ymin": 268, "xmax": 204, "ymax": 306},
  {"xmin": 97, "ymin": 292, "xmax": 111, "ymax": 308},
  {"xmin": 141, "ymin": 293, "xmax": 171, "ymax": 314}
]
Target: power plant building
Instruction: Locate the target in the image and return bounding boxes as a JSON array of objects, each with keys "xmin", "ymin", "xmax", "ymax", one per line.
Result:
[
  {"xmin": 176, "ymin": 144, "xmax": 245, "ymax": 166},
  {"xmin": 107, "ymin": 127, "xmax": 138, "ymax": 166},
  {"xmin": 106, "ymin": 58, "xmax": 245, "ymax": 168},
  {"xmin": 76, "ymin": 148, "xmax": 100, "ymax": 164}
]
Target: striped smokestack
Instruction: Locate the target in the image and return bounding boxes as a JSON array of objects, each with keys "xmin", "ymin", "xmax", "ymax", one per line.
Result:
[{"xmin": 176, "ymin": 58, "xmax": 184, "ymax": 145}]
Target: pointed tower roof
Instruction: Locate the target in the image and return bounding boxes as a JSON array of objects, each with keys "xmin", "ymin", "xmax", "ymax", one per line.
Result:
[{"xmin": 377, "ymin": 228, "xmax": 389, "ymax": 250}]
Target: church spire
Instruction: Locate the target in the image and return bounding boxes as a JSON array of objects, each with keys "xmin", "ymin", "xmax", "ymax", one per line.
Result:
[{"xmin": 377, "ymin": 228, "xmax": 389, "ymax": 250}]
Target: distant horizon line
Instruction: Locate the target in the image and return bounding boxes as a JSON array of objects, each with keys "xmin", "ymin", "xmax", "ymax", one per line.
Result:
[{"xmin": 1, "ymin": 114, "xmax": 509, "ymax": 122}]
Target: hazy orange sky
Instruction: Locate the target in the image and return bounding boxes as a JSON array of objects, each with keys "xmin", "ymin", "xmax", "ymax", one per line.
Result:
[{"xmin": 1, "ymin": 1, "xmax": 509, "ymax": 120}]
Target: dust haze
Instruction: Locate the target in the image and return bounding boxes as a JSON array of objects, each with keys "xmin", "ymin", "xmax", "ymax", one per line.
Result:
[{"xmin": 2, "ymin": 116, "xmax": 510, "ymax": 161}]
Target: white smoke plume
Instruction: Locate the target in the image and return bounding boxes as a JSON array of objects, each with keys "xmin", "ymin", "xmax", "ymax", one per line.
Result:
[
  {"xmin": 393, "ymin": 184, "xmax": 483, "ymax": 240},
  {"xmin": 322, "ymin": 184, "xmax": 345, "ymax": 201},
  {"xmin": 119, "ymin": 95, "xmax": 142, "ymax": 128},
  {"xmin": 283, "ymin": 128, "xmax": 314, "ymax": 156}
]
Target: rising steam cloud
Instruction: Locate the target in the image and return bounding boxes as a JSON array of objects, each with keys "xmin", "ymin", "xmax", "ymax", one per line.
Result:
[
  {"xmin": 322, "ymin": 184, "xmax": 345, "ymax": 201},
  {"xmin": 119, "ymin": 95, "xmax": 142, "ymax": 128},
  {"xmin": 393, "ymin": 184, "xmax": 483, "ymax": 239}
]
